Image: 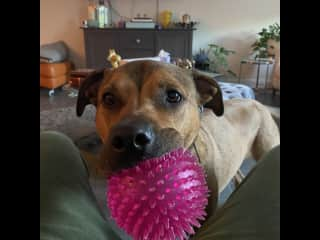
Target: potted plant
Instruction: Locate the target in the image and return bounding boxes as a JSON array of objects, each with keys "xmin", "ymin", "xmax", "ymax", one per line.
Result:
[
  {"xmin": 251, "ymin": 23, "xmax": 280, "ymax": 59},
  {"xmin": 207, "ymin": 44, "xmax": 237, "ymax": 77},
  {"xmin": 193, "ymin": 48, "xmax": 210, "ymax": 71}
]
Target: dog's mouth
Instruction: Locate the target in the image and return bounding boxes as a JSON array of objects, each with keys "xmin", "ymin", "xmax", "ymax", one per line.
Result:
[
  {"xmin": 109, "ymin": 147, "xmax": 185, "ymax": 173},
  {"xmin": 103, "ymin": 146, "xmax": 182, "ymax": 176},
  {"xmin": 101, "ymin": 128, "xmax": 186, "ymax": 176},
  {"xmin": 105, "ymin": 146, "xmax": 199, "ymax": 179}
]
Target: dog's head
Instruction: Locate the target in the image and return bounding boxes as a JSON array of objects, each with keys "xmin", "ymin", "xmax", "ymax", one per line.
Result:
[{"xmin": 77, "ymin": 60, "xmax": 223, "ymax": 174}]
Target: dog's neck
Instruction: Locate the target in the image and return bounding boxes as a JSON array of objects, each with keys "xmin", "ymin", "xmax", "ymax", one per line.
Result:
[
  {"xmin": 188, "ymin": 105, "xmax": 204, "ymax": 159},
  {"xmin": 186, "ymin": 105, "xmax": 204, "ymax": 160},
  {"xmin": 189, "ymin": 132, "xmax": 218, "ymax": 219}
]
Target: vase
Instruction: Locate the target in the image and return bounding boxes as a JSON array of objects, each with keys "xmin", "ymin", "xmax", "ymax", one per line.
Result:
[{"xmin": 160, "ymin": 10, "xmax": 172, "ymax": 28}]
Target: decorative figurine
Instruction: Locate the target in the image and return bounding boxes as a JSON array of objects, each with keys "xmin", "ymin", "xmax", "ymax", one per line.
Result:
[
  {"xmin": 174, "ymin": 58, "xmax": 194, "ymax": 69},
  {"xmin": 107, "ymin": 49, "xmax": 122, "ymax": 69},
  {"xmin": 182, "ymin": 14, "xmax": 191, "ymax": 24}
]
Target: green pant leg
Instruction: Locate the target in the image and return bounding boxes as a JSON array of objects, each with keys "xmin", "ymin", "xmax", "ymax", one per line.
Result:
[
  {"xmin": 194, "ymin": 145, "xmax": 280, "ymax": 240},
  {"xmin": 40, "ymin": 131, "xmax": 121, "ymax": 240}
]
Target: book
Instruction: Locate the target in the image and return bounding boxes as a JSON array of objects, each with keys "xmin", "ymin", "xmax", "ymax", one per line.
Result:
[
  {"xmin": 131, "ymin": 17, "xmax": 153, "ymax": 22},
  {"xmin": 125, "ymin": 21, "xmax": 155, "ymax": 29}
]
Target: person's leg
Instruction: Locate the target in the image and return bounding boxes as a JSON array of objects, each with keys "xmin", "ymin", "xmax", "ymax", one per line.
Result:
[
  {"xmin": 40, "ymin": 131, "xmax": 120, "ymax": 240},
  {"xmin": 194, "ymin": 145, "xmax": 280, "ymax": 240}
]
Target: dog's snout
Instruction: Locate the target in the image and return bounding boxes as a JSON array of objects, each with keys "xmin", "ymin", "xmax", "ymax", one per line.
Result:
[{"xmin": 109, "ymin": 117, "xmax": 155, "ymax": 154}]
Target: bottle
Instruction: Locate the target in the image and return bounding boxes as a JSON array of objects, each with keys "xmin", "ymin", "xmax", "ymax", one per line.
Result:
[
  {"xmin": 96, "ymin": 0, "xmax": 105, "ymax": 28},
  {"xmin": 87, "ymin": 0, "xmax": 96, "ymax": 21},
  {"xmin": 104, "ymin": 0, "xmax": 111, "ymax": 27},
  {"xmin": 96, "ymin": 0, "xmax": 111, "ymax": 28},
  {"xmin": 105, "ymin": 0, "xmax": 111, "ymax": 27}
]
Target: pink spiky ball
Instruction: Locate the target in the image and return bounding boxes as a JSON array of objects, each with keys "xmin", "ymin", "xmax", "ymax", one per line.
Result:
[{"xmin": 106, "ymin": 148, "xmax": 210, "ymax": 240}]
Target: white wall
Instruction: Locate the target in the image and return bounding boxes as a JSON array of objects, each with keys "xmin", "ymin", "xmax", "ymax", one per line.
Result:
[
  {"xmin": 110, "ymin": 0, "xmax": 280, "ymax": 85},
  {"xmin": 40, "ymin": 0, "xmax": 87, "ymax": 68},
  {"xmin": 40, "ymin": 0, "xmax": 280, "ymax": 85}
]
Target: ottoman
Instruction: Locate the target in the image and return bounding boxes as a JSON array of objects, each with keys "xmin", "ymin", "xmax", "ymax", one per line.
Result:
[{"xmin": 40, "ymin": 61, "xmax": 71, "ymax": 96}]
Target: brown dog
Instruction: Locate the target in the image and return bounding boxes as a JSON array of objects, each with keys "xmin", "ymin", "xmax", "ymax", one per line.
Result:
[{"xmin": 76, "ymin": 60, "xmax": 280, "ymax": 216}]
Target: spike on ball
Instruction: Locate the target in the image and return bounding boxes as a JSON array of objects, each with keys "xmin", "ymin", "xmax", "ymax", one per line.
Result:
[{"xmin": 107, "ymin": 148, "xmax": 210, "ymax": 240}]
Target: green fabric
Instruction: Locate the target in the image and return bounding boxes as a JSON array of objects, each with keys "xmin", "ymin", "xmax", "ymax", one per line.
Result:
[
  {"xmin": 40, "ymin": 131, "xmax": 120, "ymax": 240},
  {"xmin": 40, "ymin": 131, "xmax": 279, "ymax": 240},
  {"xmin": 193, "ymin": 145, "xmax": 280, "ymax": 240}
]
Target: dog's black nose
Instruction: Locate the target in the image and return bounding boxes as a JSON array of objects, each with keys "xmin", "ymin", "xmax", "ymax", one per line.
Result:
[
  {"xmin": 133, "ymin": 132, "xmax": 152, "ymax": 149},
  {"xmin": 109, "ymin": 117, "xmax": 154, "ymax": 153},
  {"xmin": 111, "ymin": 131, "xmax": 152, "ymax": 152}
]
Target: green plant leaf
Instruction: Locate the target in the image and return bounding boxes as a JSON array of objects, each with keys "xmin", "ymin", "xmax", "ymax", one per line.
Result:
[
  {"xmin": 227, "ymin": 70, "xmax": 237, "ymax": 77},
  {"xmin": 208, "ymin": 44, "xmax": 219, "ymax": 48},
  {"xmin": 205, "ymin": 43, "xmax": 237, "ymax": 74}
]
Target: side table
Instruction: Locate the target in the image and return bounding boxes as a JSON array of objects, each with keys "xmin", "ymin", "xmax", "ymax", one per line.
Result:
[{"xmin": 238, "ymin": 58, "xmax": 274, "ymax": 89}]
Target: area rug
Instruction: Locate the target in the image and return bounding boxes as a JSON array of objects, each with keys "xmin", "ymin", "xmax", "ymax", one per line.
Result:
[
  {"xmin": 40, "ymin": 105, "xmax": 102, "ymax": 153},
  {"xmin": 40, "ymin": 103, "xmax": 279, "ymax": 154}
]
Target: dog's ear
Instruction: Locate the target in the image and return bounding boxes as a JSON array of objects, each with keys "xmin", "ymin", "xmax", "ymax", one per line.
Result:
[
  {"xmin": 76, "ymin": 69, "xmax": 108, "ymax": 117},
  {"xmin": 192, "ymin": 70, "xmax": 224, "ymax": 116}
]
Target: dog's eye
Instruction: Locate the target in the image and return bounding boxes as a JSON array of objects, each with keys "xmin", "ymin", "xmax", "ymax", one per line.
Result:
[
  {"xmin": 103, "ymin": 92, "xmax": 116, "ymax": 106},
  {"xmin": 166, "ymin": 90, "xmax": 182, "ymax": 103}
]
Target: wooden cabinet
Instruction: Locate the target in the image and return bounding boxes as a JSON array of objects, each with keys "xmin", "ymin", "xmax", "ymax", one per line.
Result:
[
  {"xmin": 82, "ymin": 28, "xmax": 195, "ymax": 69},
  {"xmin": 155, "ymin": 31, "xmax": 192, "ymax": 60},
  {"xmin": 83, "ymin": 30, "xmax": 117, "ymax": 69}
]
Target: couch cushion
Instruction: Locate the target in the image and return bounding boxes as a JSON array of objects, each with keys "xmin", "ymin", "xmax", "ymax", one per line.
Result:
[
  {"xmin": 218, "ymin": 82, "xmax": 255, "ymax": 100},
  {"xmin": 40, "ymin": 41, "xmax": 69, "ymax": 63}
]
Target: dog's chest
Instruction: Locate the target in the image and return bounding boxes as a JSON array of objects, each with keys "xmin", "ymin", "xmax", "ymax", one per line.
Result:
[{"xmin": 195, "ymin": 111, "xmax": 248, "ymax": 192}]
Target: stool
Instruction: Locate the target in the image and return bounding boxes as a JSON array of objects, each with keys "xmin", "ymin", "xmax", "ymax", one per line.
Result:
[{"xmin": 40, "ymin": 61, "xmax": 71, "ymax": 96}]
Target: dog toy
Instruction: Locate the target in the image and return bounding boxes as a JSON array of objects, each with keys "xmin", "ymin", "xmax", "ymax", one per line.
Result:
[
  {"xmin": 107, "ymin": 148, "xmax": 209, "ymax": 240},
  {"xmin": 107, "ymin": 49, "xmax": 122, "ymax": 69},
  {"xmin": 174, "ymin": 58, "xmax": 194, "ymax": 69}
]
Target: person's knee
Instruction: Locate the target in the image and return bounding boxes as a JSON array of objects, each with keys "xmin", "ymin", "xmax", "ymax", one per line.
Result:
[
  {"xmin": 40, "ymin": 131, "xmax": 80, "ymax": 159},
  {"xmin": 258, "ymin": 144, "xmax": 280, "ymax": 172},
  {"xmin": 40, "ymin": 131, "xmax": 88, "ymax": 179},
  {"xmin": 40, "ymin": 131, "xmax": 74, "ymax": 147},
  {"xmin": 269, "ymin": 144, "xmax": 280, "ymax": 159}
]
